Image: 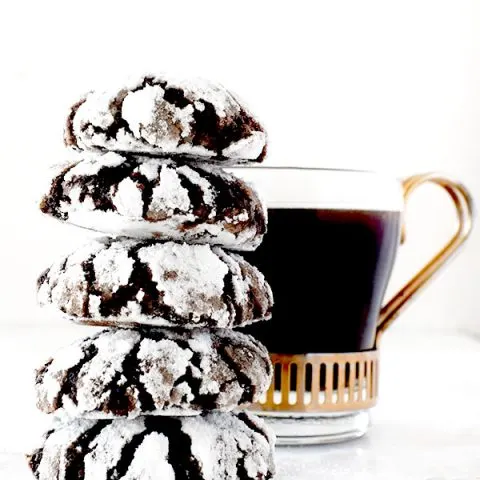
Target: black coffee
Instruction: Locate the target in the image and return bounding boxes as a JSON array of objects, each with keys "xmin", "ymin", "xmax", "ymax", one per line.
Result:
[{"xmin": 242, "ymin": 208, "xmax": 401, "ymax": 353}]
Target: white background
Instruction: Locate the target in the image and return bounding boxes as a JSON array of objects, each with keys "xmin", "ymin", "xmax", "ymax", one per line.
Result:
[{"xmin": 0, "ymin": 0, "xmax": 479, "ymax": 337}]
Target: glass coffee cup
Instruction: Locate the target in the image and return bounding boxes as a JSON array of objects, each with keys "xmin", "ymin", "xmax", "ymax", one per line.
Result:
[{"xmin": 229, "ymin": 167, "xmax": 473, "ymax": 445}]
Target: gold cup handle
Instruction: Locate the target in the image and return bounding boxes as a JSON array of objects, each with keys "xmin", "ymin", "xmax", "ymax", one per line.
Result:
[{"xmin": 376, "ymin": 173, "xmax": 474, "ymax": 344}]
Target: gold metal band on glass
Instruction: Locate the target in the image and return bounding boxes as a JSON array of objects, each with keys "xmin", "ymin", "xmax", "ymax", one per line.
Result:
[{"xmin": 251, "ymin": 351, "xmax": 379, "ymax": 413}]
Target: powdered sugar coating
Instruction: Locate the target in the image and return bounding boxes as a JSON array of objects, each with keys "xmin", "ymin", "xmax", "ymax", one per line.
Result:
[
  {"xmin": 65, "ymin": 74, "xmax": 267, "ymax": 163},
  {"xmin": 37, "ymin": 238, "xmax": 273, "ymax": 328},
  {"xmin": 27, "ymin": 412, "xmax": 275, "ymax": 480},
  {"xmin": 29, "ymin": 417, "xmax": 98, "ymax": 480},
  {"xmin": 35, "ymin": 328, "xmax": 272, "ymax": 418},
  {"xmin": 40, "ymin": 152, "xmax": 267, "ymax": 251}
]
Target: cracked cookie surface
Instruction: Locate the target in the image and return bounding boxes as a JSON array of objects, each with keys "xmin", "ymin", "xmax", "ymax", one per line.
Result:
[
  {"xmin": 27, "ymin": 411, "xmax": 275, "ymax": 480},
  {"xmin": 40, "ymin": 152, "xmax": 266, "ymax": 250},
  {"xmin": 37, "ymin": 238, "xmax": 273, "ymax": 328},
  {"xmin": 65, "ymin": 74, "xmax": 267, "ymax": 163},
  {"xmin": 35, "ymin": 327, "xmax": 272, "ymax": 418}
]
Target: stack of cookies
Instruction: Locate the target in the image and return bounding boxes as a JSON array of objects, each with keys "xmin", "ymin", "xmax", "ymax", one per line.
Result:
[{"xmin": 28, "ymin": 75, "xmax": 276, "ymax": 480}]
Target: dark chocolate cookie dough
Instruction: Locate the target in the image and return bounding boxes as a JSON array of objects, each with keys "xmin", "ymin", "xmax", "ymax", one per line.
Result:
[
  {"xmin": 65, "ymin": 74, "xmax": 267, "ymax": 163},
  {"xmin": 37, "ymin": 237, "xmax": 273, "ymax": 328},
  {"xmin": 40, "ymin": 152, "xmax": 266, "ymax": 250},
  {"xmin": 28, "ymin": 412, "xmax": 275, "ymax": 480},
  {"xmin": 35, "ymin": 327, "xmax": 272, "ymax": 418}
]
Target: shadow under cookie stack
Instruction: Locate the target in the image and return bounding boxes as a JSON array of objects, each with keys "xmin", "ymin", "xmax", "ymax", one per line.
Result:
[{"xmin": 28, "ymin": 75, "xmax": 276, "ymax": 479}]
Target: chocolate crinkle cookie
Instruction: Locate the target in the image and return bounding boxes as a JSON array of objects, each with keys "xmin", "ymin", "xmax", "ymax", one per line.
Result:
[
  {"xmin": 65, "ymin": 74, "xmax": 267, "ymax": 163},
  {"xmin": 40, "ymin": 151, "xmax": 266, "ymax": 250},
  {"xmin": 37, "ymin": 237, "xmax": 273, "ymax": 328},
  {"xmin": 27, "ymin": 411, "xmax": 275, "ymax": 480},
  {"xmin": 35, "ymin": 327, "xmax": 272, "ymax": 418}
]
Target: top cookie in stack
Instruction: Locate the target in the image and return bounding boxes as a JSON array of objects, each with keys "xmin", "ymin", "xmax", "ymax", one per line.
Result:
[{"xmin": 65, "ymin": 74, "xmax": 267, "ymax": 163}]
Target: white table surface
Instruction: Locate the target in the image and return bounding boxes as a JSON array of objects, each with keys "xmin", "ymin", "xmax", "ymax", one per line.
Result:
[{"xmin": 1, "ymin": 324, "xmax": 479, "ymax": 479}]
